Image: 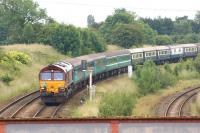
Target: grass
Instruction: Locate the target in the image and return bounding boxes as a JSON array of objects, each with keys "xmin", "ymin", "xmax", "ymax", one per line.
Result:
[
  {"xmin": 72, "ymin": 61, "xmax": 200, "ymax": 117},
  {"xmin": 189, "ymin": 92, "xmax": 200, "ymax": 116},
  {"xmin": 107, "ymin": 44, "xmax": 123, "ymax": 51},
  {"xmin": 133, "ymin": 79, "xmax": 200, "ymax": 116},
  {"xmin": 0, "ymin": 44, "xmax": 67, "ymax": 103},
  {"xmin": 72, "ymin": 74, "xmax": 138, "ymax": 117}
]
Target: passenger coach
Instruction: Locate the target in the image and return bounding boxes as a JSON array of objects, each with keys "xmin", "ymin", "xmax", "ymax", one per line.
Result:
[{"xmin": 39, "ymin": 43, "xmax": 200, "ymax": 104}]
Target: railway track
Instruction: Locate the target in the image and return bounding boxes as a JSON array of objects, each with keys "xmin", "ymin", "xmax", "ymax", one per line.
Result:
[
  {"xmin": 0, "ymin": 89, "xmax": 66, "ymax": 118},
  {"xmin": 164, "ymin": 86, "xmax": 200, "ymax": 117},
  {"xmin": 0, "ymin": 90, "xmax": 40, "ymax": 118},
  {"xmin": 0, "ymin": 88, "xmax": 87, "ymax": 118},
  {"xmin": 33, "ymin": 103, "xmax": 63, "ymax": 118}
]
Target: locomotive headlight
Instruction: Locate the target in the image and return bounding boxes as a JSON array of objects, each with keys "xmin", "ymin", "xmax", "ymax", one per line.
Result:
[{"xmin": 59, "ymin": 87, "xmax": 65, "ymax": 91}]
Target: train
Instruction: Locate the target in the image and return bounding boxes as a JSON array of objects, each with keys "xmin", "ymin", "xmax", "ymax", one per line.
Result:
[{"xmin": 39, "ymin": 43, "xmax": 200, "ymax": 104}]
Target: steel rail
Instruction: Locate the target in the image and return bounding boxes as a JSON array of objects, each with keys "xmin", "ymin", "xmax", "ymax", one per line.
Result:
[
  {"xmin": 164, "ymin": 86, "xmax": 200, "ymax": 116},
  {"xmin": 10, "ymin": 96, "xmax": 40, "ymax": 118},
  {"xmin": 179, "ymin": 91, "xmax": 200, "ymax": 116},
  {"xmin": 0, "ymin": 90, "xmax": 39, "ymax": 115}
]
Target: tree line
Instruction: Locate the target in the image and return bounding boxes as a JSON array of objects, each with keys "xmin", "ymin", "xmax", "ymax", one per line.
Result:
[
  {"xmin": 1, "ymin": 0, "xmax": 200, "ymax": 56},
  {"xmin": 0, "ymin": 0, "xmax": 106, "ymax": 56},
  {"xmin": 88, "ymin": 9, "xmax": 200, "ymax": 48}
]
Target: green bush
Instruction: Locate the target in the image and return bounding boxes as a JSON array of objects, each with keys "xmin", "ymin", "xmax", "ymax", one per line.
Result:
[
  {"xmin": 194, "ymin": 54, "xmax": 200, "ymax": 73},
  {"xmin": 156, "ymin": 35, "xmax": 173, "ymax": 45},
  {"xmin": 98, "ymin": 92, "xmax": 137, "ymax": 117},
  {"xmin": 0, "ymin": 73, "xmax": 14, "ymax": 85},
  {"xmin": 160, "ymin": 71, "xmax": 177, "ymax": 88},
  {"xmin": 135, "ymin": 61, "xmax": 177, "ymax": 95},
  {"xmin": 6, "ymin": 51, "xmax": 31, "ymax": 64}
]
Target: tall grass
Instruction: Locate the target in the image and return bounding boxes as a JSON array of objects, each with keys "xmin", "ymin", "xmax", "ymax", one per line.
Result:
[
  {"xmin": 72, "ymin": 75, "xmax": 138, "ymax": 117},
  {"xmin": 0, "ymin": 44, "xmax": 67, "ymax": 103}
]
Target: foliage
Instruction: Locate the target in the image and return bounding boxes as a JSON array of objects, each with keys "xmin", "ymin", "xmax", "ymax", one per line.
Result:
[
  {"xmin": 172, "ymin": 33, "xmax": 200, "ymax": 44},
  {"xmin": 0, "ymin": 73, "xmax": 13, "ymax": 85},
  {"xmin": 0, "ymin": 0, "xmax": 48, "ymax": 44},
  {"xmin": 140, "ymin": 22, "xmax": 157, "ymax": 44},
  {"xmin": 99, "ymin": 8, "xmax": 136, "ymax": 42},
  {"xmin": 141, "ymin": 17, "xmax": 174, "ymax": 35},
  {"xmin": 87, "ymin": 15, "xmax": 97, "ymax": 28},
  {"xmin": 51, "ymin": 24, "xmax": 81, "ymax": 56},
  {"xmin": 50, "ymin": 24, "xmax": 106, "ymax": 56},
  {"xmin": 156, "ymin": 35, "xmax": 173, "ymax": 45},
  {"xmin": 173, "ymin": 16, "xmax": 192, "ymax": 35},
  {"xmin": 194, "ymin": 54, "xmax": 200, "ymax": 73},
  {"xmin": 135, "ymin": 61, "xmax": 177, "ymax": 95},
  {"xmin": 111, "ymin": 23, "xmax": 144, "ymax": 48},
  {"xmin": 98, "ymin": 92, "xmax": 137, "ymax": 117},
  {"xmin": 22, "ymin": 23, "xmax": 35, "ymax": 44},
  {"xmin": 36, "ymin": 23, "xmax": 59, "ymax": 45},
  {"xmin": 0, "ymin": 50, "xmax": 31, "ymax": 85},
  {"xmin": 6, "ymin": 51, "xmax": 31, "ymax": 65}
]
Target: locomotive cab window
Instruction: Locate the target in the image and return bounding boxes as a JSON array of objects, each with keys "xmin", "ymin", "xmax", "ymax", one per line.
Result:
[
  {"xmin": 40, "ymin": 72, "xmax": 51, "ymax": 80},
  {"xmin": 54, "ymin": 72, "xmax": 64, "ymax": 81}
]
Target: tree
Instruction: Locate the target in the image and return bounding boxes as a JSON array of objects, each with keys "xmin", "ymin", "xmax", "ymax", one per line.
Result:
[
  {"xmin": 0, "ymin": 0, "xmax": 47, "ymax": 44},
  {"xmin": 51, "ymin": 24, "xmax": 81, "ymax": 56},
  {"xmin": 140, "ymin": 22, "xmax": 157, "ymax": 44},
  {"xmin": 111, "ymin": 24, "xmax": 144, "ymax": 48},
  {"xmin": 87, "ymin": 15, "xmax": 95, "ymax": 28},
  {"xmin": 173, "ymin": 16, "xmax": 192, "ymax": 35},
  {"xmin": 156, "ymin": 35, "xmax": 173, "ymax": 45},
  {"xmin": 195, "ymin": 11, "xmax": 200, "ymax": 23},
  {"xmin": 141, "ymin": 17, "xmax": 174, "ymax": 35},
  {"xmin": 36, "ymin": 22, "xmax": 59, "ymax": 44},
  {"xmin": 22, "ymin": 23, "xmax": 35, "ymax": 44},
  {"xmin": 99, "ymin": 8, "xmax": 136, "ymax": 42},
  {"xmin": 192, "ymin": 11, "xmax": 200, "ymax": 33}
]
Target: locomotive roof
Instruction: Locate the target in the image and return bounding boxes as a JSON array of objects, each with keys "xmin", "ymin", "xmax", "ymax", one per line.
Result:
[
  {"xmin": 51, "ymin": 61, "xmax": 73, "ymax": 72},
  {"xmin": 68, "ymin": 53, "xmax": 106, "ymax": 66},
  {"xmin": 105, "ymin": 50, "xmax": 130, "ymax": 57}
]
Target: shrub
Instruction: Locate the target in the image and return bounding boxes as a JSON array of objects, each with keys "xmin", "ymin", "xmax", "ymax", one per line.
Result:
[
  {"xmin": 98, "ymin": 92, "xmax": 137, "ymax": 117},
  {"xmin": 6, "ymin": 51, "xmax": 31, "ymax": 64},
  {"xmin": 156, "ymin": 35, "xmax": 173, "ymax": 45},
  {"xmin": 0, "ymin": 73, "xmax": 14, "ymax": 85},
  {"xmin": 160, "ymin": 71, "xmax": 177, "ymax": 88},
  {"xmin": 135, "ymin": 61, "xmax": 177, "ymax": 95},
  {"xmin": 135, "ymin": 61, "xmax": 161, "ymax": 95},
  {"xmin": 194, "ymin": 54, "xmax": 200, "ymax": 73}
]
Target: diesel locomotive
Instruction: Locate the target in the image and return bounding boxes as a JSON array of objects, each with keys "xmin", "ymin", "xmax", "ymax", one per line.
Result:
[{"xmin": 39, "ymin": 43, "xmax": 200, "ymax": 104}]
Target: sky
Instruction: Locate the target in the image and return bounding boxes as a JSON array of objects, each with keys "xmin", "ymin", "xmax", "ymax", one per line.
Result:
[{"xmin": 34, "ymin": 0, "xmax": 200, "ymax": 27}]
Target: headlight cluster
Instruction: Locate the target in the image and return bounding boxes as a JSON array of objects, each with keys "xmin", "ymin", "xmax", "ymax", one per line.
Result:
[{"xmin": 59, "ymin": 87, "xmax": 65, "ymax": 91}]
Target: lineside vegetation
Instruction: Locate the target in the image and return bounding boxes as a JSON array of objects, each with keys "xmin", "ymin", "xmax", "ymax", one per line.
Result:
[{"xmin": 98, "ymin": 55, "xmax": 200, "ymax": 117}]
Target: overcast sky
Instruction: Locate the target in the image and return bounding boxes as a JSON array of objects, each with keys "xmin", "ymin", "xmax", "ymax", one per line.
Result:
[{"xmin": 34, "ymin": 0, "xmax": 199, "ymax": 27}]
